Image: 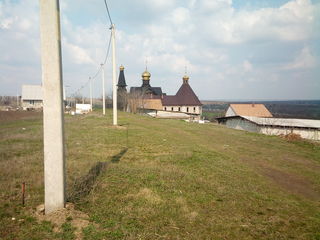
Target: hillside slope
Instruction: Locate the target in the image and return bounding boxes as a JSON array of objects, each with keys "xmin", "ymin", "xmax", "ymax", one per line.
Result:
[{"xmin": 0, "ymin": 111, "xmax": 319, "ymax": 239}]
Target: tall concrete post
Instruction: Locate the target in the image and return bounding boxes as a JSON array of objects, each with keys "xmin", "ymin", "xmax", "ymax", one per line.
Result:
[
  {"xmin": 101, "ymin": 63, "xmax": 106, "ymax": 115},
  {"xmin": 89, "ymin": 77, "xmax": 93, "ymax": 112},
  {"xmin": 39, "ymin": 0, "xmax": 66, "ymax": 214},
  {"xmin": 16, "ymin": 92, "xmax": 19, "ymax": 107},
  {"xmin": 111, "ymin": 24, "xmax": 117, "ymax": 125}
]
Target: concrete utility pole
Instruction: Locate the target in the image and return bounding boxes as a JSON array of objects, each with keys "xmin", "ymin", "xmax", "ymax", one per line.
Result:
[
  {"xmin": 16, "ymin": 92, "xmax": 19, "ymax": 107},
  {"xmin": 39, "ymin": 0, "xmax": 66, "ymax": 214},
  {"xmin": 89, "ymin": 77, "xmax": 93, "ymax": 111},
  {"xmin": 101, "ymin": 63, "xmax": 106, "ymax": 115},
  {"xmin": 111, "ymin": 24, "xmax": 117, "ymax": 125}
]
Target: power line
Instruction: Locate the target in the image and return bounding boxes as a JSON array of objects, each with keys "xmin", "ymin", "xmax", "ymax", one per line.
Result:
[
  {"xmin": 103, "ymin": 0, "xmax": 113, "ymax": 25},
  {"xmin": 69, "ymin": 0, "xmax": 114, "ymax": 98},
  {"xmin": 70, "ymin": 31, "xmax": 112, "ymax": 97},
  {"xmin": 91, "ymin": 31, "xmax": 112, "ymax": 80}
]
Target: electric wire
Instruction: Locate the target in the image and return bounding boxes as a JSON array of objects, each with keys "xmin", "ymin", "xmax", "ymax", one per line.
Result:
[
  {"xmin": 71, "ymin": 31, "xmax": 112, "ymax": 97},
  {"xmin": 103, "ymin": 0, "xmax": 113, "ymax": 25},
  {"xmin": 69, "ymin": 0, "xmax": 114, "ymax": 99}
]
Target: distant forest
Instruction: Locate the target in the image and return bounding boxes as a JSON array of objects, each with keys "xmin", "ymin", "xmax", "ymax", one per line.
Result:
[{"xmin": 202, "ymin": 100, "xmax": 320, "ymax": 120}]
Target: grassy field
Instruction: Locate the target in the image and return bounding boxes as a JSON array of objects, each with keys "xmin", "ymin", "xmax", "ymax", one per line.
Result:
[{"xmin": 0, "ymin": 110, "xmax": 320, "ymax": 239}]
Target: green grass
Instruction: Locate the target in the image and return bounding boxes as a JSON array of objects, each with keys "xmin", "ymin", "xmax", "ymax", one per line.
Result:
[{"xmin": 0, "ymin": 110, "xmax": 320, "ymax": 239}]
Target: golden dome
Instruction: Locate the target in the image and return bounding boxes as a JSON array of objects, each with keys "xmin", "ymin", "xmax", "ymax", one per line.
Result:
[
  {"xmin": 142, "ymin": 70, "xmax": 151, "ymax": 80},
  {"xmin": 183, "ymin": 75, "xmax": 189, "ymax": 81},
  {"xmin": 119, "ymin": 65, "xmax": 125, "ymax": 71}
]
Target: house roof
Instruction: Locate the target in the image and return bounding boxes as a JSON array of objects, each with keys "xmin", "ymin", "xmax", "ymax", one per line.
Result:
[
  {"xmin": 21, "ymin": 85, "xmax": 43, "ymax": 100},
  {"xmin": 229, "ymin": 104, "xmax": 272, "ymax": 117},
  {"xmin": 162, "ymin": 83, "xmax": 202, "ymax": 106}
]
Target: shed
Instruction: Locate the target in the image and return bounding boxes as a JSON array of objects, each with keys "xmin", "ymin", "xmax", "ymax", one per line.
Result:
[{"xmin": 217, "ymin": 116, "xmax": 320, "ymax": 141}]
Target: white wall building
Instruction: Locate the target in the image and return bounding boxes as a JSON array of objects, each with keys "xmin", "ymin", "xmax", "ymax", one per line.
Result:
[
  {"xmin": 217, "ymin": 116, "xmax": 320, "ymax": 141},
  {"xmin": 162, "ymin": 75, "xmax": 202, "ymax": 119},
  {"xmin": 21, "ymin": 85, "xmax": 43, "ymax": 110}
]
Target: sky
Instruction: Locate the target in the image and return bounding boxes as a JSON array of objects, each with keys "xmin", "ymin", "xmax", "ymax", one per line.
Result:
[{"xmin": 0, "ymin": 0, "xmax": 319, "ymax": 100}]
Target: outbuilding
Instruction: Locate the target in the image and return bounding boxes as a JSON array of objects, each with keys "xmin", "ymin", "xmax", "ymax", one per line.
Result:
[{"xmin": 217, "ymin": 115, "xmax": 320, "ymax": 141}]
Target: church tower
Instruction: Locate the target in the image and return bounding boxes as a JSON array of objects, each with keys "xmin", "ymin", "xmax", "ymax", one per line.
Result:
[
  {"xmin": 117, "ymin": 65, "xmax": 127, "ymax": 111},
  {"xmin": 117, "ymin": 65, "xmax": 127, "ymax": 93}
]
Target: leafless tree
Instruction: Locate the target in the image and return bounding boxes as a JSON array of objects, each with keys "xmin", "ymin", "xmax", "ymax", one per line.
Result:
[
  {"xmin": 128, "ymin": 91, "xmax": 144, "ymax": 114},
  {"xmin": 117, "ymin": 91, "xmax": 128, "ymax": 111}
]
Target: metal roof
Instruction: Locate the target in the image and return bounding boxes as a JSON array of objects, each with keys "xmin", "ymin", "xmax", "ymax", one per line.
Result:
[
  {"xmin": 162, "ymin": 82, "xmax": 202, "ymax": 106},
  {"xmin": 117, "ymin": 68, "xmax": 127, "ymax": 87},
  {"xmin": 227, "ymin": 116, "xmax": 320, "ymax": 129},
  {"xmin": 21, "ymin": 85, "xmax": 43, "ymax": 100}
]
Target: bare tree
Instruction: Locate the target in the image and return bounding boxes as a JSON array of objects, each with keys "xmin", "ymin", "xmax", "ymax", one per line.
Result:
[
  {"xmin": 128, "ymin": 91, "xmax": 144, "ymax": 114},
  {"xmin": 118, "ymin": 91, "xmax": 128, "ymax": 111}
]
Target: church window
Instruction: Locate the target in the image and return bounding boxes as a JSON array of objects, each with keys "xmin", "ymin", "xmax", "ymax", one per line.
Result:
[
  {"xmin": 194, "ymin": 107, "xmax": 196, "ymax": 112},
  {"xmin": 164, "ymin": 107, "xmax": 167, "ymax": 111},
  {"xmin": 171, "ymin": 107, "xmax": 174, "ymax": 111},
  {"xmin": 178, "ymin": 107, "xmax": 181, "ymax": 111},
  {"xmin": 187, "ymin": 107, "xmax": 189, "ymax": 112}
]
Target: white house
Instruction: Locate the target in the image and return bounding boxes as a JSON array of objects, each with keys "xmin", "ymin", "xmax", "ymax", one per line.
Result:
[{"xmin": 21, "ymin": 85, "xmax": 43, "ymax": 110}]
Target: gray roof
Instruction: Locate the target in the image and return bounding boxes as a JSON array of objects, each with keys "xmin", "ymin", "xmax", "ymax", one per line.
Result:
[
  {"xmin": 130, "ymin": 86, "xmax": 163, "ymax": 96},
  {"xmin": 21, "ymin": 85, "xmax": 43, "ymax": 100},
  {"xmin": 218, "ymin": 115, "xmax": 320, "ymax": 129},
  {"xmin": 243, "ymin": 116, "xmax": 320, "ymax": 129}
]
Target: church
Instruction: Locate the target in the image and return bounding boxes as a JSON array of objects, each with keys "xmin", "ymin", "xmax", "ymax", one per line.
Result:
[{"xmin": 117, "ymin": 66, "xmax": 202, "ymax": 119}]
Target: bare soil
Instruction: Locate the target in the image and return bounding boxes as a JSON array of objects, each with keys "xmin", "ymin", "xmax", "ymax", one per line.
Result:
[{"xmin": 0, "ymin": 111, "xmax": 42, "ymax": 122}]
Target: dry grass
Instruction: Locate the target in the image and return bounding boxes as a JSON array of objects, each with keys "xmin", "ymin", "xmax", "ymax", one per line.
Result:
[{"xmin": 0, "ymin": 110, "xmax": 320, "ymax": 240}]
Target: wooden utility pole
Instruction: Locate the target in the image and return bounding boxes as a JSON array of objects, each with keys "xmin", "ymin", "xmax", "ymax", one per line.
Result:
[
  {"xmin": 111, "ymin": 24, "xmax": 117, "ymax": 125},
  {"xmin": 101, "ymin": 63, "xmax": 106, "ymax": 115},
  {"xmin": 39, "ymin": 0, "xmax": 66, "ymax": 214}
]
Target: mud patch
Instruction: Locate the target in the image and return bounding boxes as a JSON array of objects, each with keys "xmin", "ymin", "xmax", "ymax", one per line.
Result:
[
  {"xmin": 0, "ymin": 111, "xmax": 42, "ymax": 122},
  {"xmin": 261, "ymin": 167, "xmax": 320, "ymax": 200}
]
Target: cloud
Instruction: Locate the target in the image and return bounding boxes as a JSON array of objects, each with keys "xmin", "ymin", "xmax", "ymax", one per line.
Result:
[
  {"xmin": 243, "ymin": 60, "xmax": 253, "ymax": 72},
  {"xmin": 283, "ymin": 46, "xmax": 317, "ymax": 70},
  {"xmin": 63, "ymin": 41, "xmax": 95, "ymax": 65},
  {"xmin": 198, "ymin": 0, "xmax": 315, "ymax": 44},
  {"xmin": 0, "ymin": 0, "xmax": 319, "ymax": 99}
]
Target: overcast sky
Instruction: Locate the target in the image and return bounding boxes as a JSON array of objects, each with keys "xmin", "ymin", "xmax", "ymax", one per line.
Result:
[{"xmin": 0, "ymin": 0, "xmax": 319, "ymax": 100}]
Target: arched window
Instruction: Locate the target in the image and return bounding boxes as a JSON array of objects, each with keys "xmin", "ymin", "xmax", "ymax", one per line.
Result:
[
  {"xmin": 194, "ymin": 107, "xmax": 196, "ymax": 112},
  {"xmin": 171, "ymin": 107, "xmax": 174, "ymax": 111},
  {"xmin": 186, "ymin": 107, "xmax": 189, "ymax": 112},
  {"xmin": 178, "ymin": 107, "xmax": 181, "ymax": 111},
  {"xmin": 164, "ymin": 107, "xmax": 166, "ymax": 111}
]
